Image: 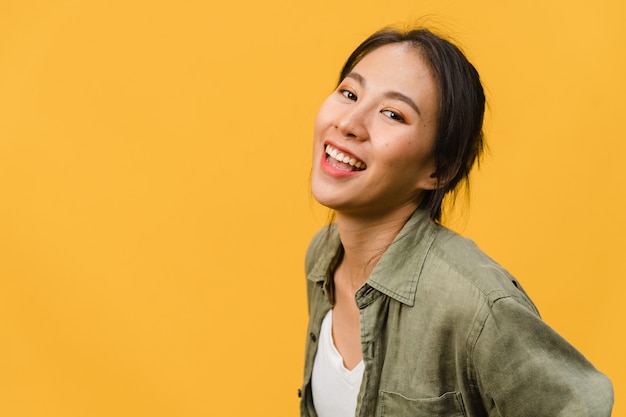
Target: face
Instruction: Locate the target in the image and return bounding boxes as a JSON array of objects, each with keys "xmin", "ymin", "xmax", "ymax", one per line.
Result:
[{"xmin": 311, "ymin": 43, "xmax": 440, "ymax": 218}]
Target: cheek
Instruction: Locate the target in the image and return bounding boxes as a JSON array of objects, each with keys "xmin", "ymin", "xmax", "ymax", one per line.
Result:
[
  {"xmin": 386, "ymin": 138, "xmax": 434, "ymax": 172},
  {"xmin": 313, "ymin": 98, "xmax": 336, "ymax": 136}
]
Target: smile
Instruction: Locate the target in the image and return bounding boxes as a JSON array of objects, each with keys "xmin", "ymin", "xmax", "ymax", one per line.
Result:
[{"xmin": 325, "ymin": 144, "xmax": 367, "ymax": 171}]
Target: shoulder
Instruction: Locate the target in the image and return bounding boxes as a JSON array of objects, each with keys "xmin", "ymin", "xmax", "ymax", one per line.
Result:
[{"xmin": 424, "ymin": 225, "xmax": 538, "ymax": 314}]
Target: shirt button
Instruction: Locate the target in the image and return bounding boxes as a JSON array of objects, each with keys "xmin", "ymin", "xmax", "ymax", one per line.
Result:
[
  {"xmin": 297, "ymin": 389, "xmax": 302, "ymax": 398},
  {"xmin": 309, "ymin": 332, "xmax": 317, "ymax": 342}
]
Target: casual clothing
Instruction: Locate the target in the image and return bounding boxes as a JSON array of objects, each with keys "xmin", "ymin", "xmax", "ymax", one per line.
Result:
[
  {"xmin": 300, "ymin": 209, "xmax": 613, "ymax": 416},
  {"xmin": 311, "ymin": 310, "xmax": 364, "ymax": 417}
]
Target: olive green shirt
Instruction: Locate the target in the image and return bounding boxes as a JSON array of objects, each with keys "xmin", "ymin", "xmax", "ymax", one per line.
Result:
[{"xmin": 300, "ymin": 209, "xmax": 613, "ymax": 416}]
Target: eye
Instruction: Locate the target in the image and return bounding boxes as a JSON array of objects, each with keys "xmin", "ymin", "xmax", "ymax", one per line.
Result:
[
  {"xmin": 340, "ymin": 89, "xmax": 357, "ymax": 101},
  {"xmin": 381, "ymin": 109, "xmax": 406, "ymax": 123}
]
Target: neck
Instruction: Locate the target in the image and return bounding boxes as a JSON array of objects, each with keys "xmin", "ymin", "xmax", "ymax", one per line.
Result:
[{"xmin": 334, "ymin": 204, "xmax": 417, "ymax": 289}]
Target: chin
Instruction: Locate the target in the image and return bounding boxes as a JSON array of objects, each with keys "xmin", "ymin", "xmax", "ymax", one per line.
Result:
[
  {"xmin": 310, "ymin": 184, "xmax": 330, "ymax": 209},
  {"xmin": 311, "ymin": 183, "xmax": 339, "ymax": 211}
]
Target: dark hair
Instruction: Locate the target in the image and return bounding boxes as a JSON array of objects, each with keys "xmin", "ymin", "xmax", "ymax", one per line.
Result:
[{"xmin": 339, "ymin": 28, "xmax": 485, "ymax": 223}]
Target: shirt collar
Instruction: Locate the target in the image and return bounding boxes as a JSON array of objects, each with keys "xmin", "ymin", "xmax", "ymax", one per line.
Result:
[{"xmin": 306, "ymin": 209, "xmax": 438, "ymax": 306}]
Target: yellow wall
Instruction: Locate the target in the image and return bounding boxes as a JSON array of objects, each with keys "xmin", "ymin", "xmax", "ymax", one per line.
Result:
[{"xmin": 0, "ymin": 0, "xmax": 624, "ymax": 416}]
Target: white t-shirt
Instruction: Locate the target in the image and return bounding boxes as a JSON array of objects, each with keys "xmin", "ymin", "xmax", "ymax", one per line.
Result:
[{"xmin": 311, "ymin": 309, "xmax": 365, "ymax": 417}]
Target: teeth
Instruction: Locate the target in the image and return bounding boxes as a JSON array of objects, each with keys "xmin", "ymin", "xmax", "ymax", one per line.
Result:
[{"xmin": 324, "ymin": 144, "xmax": 366, "ymax": 170}]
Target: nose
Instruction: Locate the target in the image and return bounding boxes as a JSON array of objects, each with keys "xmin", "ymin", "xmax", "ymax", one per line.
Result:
[{"xmin": 334, "ymin": 105, "xmax": 369, "ymax": 141}]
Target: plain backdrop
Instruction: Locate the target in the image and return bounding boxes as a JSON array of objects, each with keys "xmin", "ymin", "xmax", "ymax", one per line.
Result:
[{"xmin": 1, "ymin": 0, "xmax": 624, "ymax": 416}]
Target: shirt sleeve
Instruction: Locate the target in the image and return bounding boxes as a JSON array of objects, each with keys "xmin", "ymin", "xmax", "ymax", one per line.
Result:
[{"xmin": 472, "ymin": 295, "xmax": 613, "ymax": 417}]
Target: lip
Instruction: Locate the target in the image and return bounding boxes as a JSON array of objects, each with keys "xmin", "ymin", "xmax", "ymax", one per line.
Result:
[{"xmin": 320, "ymin": 141, "xmax": 366, "ymax": 178}]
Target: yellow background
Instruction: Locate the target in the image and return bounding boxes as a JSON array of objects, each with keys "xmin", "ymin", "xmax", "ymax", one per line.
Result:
[{"xmin": 0, "ymin": 0, "xmax": 624, "ymax": 416}]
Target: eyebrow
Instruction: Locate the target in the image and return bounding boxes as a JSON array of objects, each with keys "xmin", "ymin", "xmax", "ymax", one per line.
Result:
[{"xmin": 345, "ymin": 72, "xmax": 422, "ymax": 116}]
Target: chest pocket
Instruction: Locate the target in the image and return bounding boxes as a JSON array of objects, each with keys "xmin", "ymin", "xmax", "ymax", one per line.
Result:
[{"xmin": 378, "ymin": 390, "xmax": 466, "ymax": 416}]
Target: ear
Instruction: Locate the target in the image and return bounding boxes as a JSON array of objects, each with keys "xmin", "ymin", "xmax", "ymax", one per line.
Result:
[
  {"xmin": 423, "ymin": 163, "xmax": 460, "ymax": 190},
  {"xmin": 414, "ymin": 158, "xmax": 439, "ymax": 191},
  {"xmin": 417, "ymin": 170, "xmax": 439, "ymax": 190}
]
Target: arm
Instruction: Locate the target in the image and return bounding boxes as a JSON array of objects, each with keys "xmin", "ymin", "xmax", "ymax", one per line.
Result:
[{"xmin": 472, "ymin": 296, "xmax": 613, "ymax": 416}]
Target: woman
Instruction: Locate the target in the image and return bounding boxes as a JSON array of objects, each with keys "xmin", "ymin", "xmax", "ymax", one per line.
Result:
[{"xmin": 300, "ymin": 27, "xmax": 613, "ymax": 416}]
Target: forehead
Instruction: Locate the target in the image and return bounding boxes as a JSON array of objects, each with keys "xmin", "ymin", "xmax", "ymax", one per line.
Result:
[
  {"xmin": 353, "ymin": 42, "xmax": 432, "ymax": 78},
  {"xmin": 349, "ymin": 43, "xmax": 439, "ymax": 110}
]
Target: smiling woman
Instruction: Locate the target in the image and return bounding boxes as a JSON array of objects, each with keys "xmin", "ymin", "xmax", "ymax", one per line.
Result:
[
  {"xmin": 311, "ymin": 43, "xmax": 439, "ymax": 219},
  {"xmin": 300, "ymin": 26, "xmax": 613, "ymax": 417}
]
